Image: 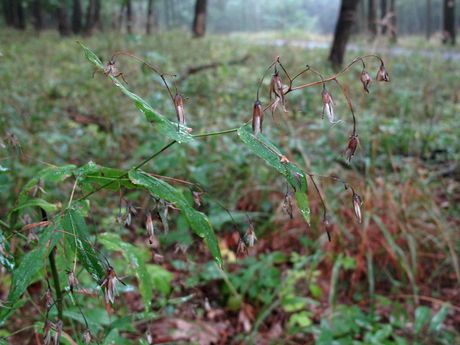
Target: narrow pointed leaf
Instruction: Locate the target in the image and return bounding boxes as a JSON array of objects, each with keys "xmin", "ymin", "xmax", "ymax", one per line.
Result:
[
  {"xmin": 79, "ymin": 42, "xmax": 194, "ymax": 143},
  {"xmin": 61, "ymin": 208, "xmax": 105, "ymax": 281},
  {"xmin": 128, "ymin": 169, "xmax": 222, "ymax": 267},
  {"xmin": 238, "ymin": 124, "xmax": 310, "ymax": 223},
  {"xmin": 0, "ymin": 223, "xmax": 62, "ymax": 324}
]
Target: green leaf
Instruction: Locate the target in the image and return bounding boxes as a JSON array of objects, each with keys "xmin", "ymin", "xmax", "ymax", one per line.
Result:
[
  {"xmin": 11, "ymin": 198, "xmax": 59, "ymax": 214},
  {"xmin": 128, "ymin": 169, "xmax": 222, "ymax": 267},
  {"xmin": 99, "ymin": 232, "xmax": 153, "ymax": 311},
  {"xmin": 0, "ymin": 223, "xmax": 62, "ymax": 324},
  {"xmin": 76, "ymin": 162, "xmax": 135, "ymax": 191},
  {"xmin": 61, "ymin": 208, "xmax": 105, "ymax": 282},
  {"xmin": 0, "ymin": 230, "xmax": 14, "ymax": 271},
  {"xmin": 18, "ymin": 165, "xmax": 76, "ymax": 203},
  {"xmin": 79, "ymin": 42, "xmax": 194, "ymax": 144},
  {"xmin": 429, "ymin": 305, "xmax": 449, "ymax": 332},
  {"xmin": 414, "ymin": 306, "xmax": 432, "ymax": 333},
  {"xmin": 237, "ymin": 124, "xmax": 310, "ymax": 224}
]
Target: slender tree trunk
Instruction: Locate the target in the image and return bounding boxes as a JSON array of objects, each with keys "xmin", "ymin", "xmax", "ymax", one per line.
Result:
[
  {"xmin": 16, "ymin": 0, "xmax": 25, "ymax": 29},
  {"xmin": 389, "ymin": 0, "xmax": 397, "ymax": 42},
  {"xmin": 31, "ymin": 0, "xmax": 43, "ymax": 31},
  {"xmin": 380, "ymin": 0, "xmax": 387, "ymax": 34},
  {"xmin": 368, "ymin": 0, "xmax": 377, "ymax": 36},
  {"xmin": 72, "ymin": 0, "xmax": 83, "ymax": 34},
  {"xmin": 192, "ymin": 0, "xmax": 207, "ymax": 37},
  {"xmin": 426, "ymin": 0, "xmax": 432, "ymax": 39},
  {"xmin": 443, "ymin": 0, "xmax": 455, "ymax": 44},
  {"xmin": 146, "ymin": 0, "xmax": 153, "ymax": 34},
  {"xmin": 2, "ymin": 0, "xmax": 13, "ymax": 27},
  {"xmin": 118, "ymin": 2, "xmax": 125, "ymax": 31},
  {"xmin": 329, "ymin": 0, "xmax": 361, "ymax": 68},
  {"xmin": 57, "ymin": 3, "xmax": 71, "ymax": 36},
  {"xmin": 84, "ymin": 0, "xmax": 100, "ymax": 34},
  {"xmin": 126, "ymin": 0, "xmax": 133, "ymax": 34}
]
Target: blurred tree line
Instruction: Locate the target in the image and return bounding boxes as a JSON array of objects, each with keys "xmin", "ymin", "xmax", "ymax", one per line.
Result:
[{"xmin": 1, "ymin": 0, "xmax": 456, "ymax": 41}]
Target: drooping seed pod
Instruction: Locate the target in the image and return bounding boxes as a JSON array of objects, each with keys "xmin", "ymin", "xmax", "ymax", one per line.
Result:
[
  {"xmin": 283, "ymin": 192, "xmax": 294, "ymax": 219},
  {"xmin": 45, "ymin": 288, "xmax": 54, "ymax": 310},
  {"xmin": 83, "ymin": 329, "xmax": 92, "ymax": 345},
  {"xmin": 321, "ymin": 88, "xmax": 338, "ymax": 123},
  {"xmin": 192, "ymin": 191, "xmax": 203, "ymax": 207},
  {"xmin": 101, "ymin": 266, "xmax": 119, "ymax": 304},
  {"xmin": 360, "ymin": 70, "xmax": 372, "ymax": 93},
  {"xmin": 352, "ymin": 191, "xmax": 363, "ymax": 223},
  {"xmin": 376, "ymin": 63, "xmax": 390, "ymax": 82},
  {"xmin": 53, "ymin": 320, "xmax": 63, "ymax": 345},
  {"xmin": 145, "ymin": 212, "xmax": 154, "ymax": 237},
  {"xmin": 67, "ymin": 270, "xmax": 79, "ymax": 293},
  {"xmin": 236, "ymin": 238, "xmax": 247, "ymax": 255},
  {"xmin": 345, "ymin": 134, "xmax": 359, "ymax": 162},
  {"xmin": 252, "ymin": 100, "xmax": 263, "ymax": 135},
  {"xmin": 174, "ymin": 92, "xmax": 186, "ymax": 126},
  {"xmin": 43, "ymin": 319, "xmax": 52, "ymax": 345},
  {"xmin": 244, "ymin": 224, "xmax": 257, "ymax": 247}
]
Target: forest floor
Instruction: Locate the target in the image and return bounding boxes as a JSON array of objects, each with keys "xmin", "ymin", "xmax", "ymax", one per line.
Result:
[{"xmin": 0, "ymin": 30, "xmax": 460, "ymax": 344}]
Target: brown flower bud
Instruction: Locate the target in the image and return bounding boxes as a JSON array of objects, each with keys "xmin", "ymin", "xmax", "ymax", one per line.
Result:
[
  {"xmin": 53, "ymin": 320, "xmax": 62, "ymax": 345},
  {"xmin": 67, "ymin": 270, "xmax": 79, "ymax": 293},
  {"xmin": 237, "ymin": 238, "xmax": 247, "ymax": 256},
  {"xmin": 174, "ymin": 92, "xmax": 186, "ymax": 126},
  {"xmin": 321, "ymin": 88, "xmax": 337, "ymax": 123},
  {"xmin": 345, "ymin": 134, "xmax": 359, "ymax": 162},
  {"xmin": 145, "ymin": 212, "xmax": 154, "ymax": 237},
  {"xmin": 83, "ymin": 329, "xmax": 92, "ymax": 345},
  {"xmin": 244, "ymin": 224, "xmax": 257, "ymax": 247},
  {"xmin": 376, "ymin": 63, "xmax": 390, "ymax": 82},
  {"xmin": 43, "ymin": 319, "xmax": 52, "ymax": 345},
  {"xmin": 352, "ymin": 192, "xmax": 363, "ymax": 223},
  {"xmin": 360, "ymin": 70, "xmax": 372, "ymax": 93},
  {"xmin": 252, "ymin": 100, "xmax": 263, "ymax": 135},
  {"xmin": 101, "ymin": 266, "xmax": 119, "ymax": 304}
]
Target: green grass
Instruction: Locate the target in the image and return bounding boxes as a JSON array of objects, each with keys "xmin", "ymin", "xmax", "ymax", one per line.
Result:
[{"xmin": 0, "ymin": 28, "xmax": 459, "ymax": 344}]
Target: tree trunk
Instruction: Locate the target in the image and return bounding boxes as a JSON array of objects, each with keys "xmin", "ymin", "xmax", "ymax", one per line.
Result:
[
  {"xmin": 426, "ymin": 0, "xmax": 432, "ymax": 39},
  {"xmin": 57, "ymin": 3, "xmax": 71, "ymax": 36},
  {"xmin": 146, "ymin": 0, "xmax": 153, "ymax": 34},
  {"xmin": 31, "ymin": 0, "xmax": 43, "ymax": 31},
  {"xmin": 368, "ymin": 0, "xmax": 377, "ymax": 36},
  {"xmin": 126, "ymin": 0, "xmax": 133, "ymax": 33},
  {"xmin": 329, "ymin": 0, "xmax": 361, "ymax": 68},
  {"xmin": 443, "ymin": 0, "xmax": 455, "ymax": 44},
  {"xmin": 192, "ymin": 0, "xmax": 207, "ymax": 37},
  {"xmin": 84, "ymin": 0, "xmax": 100, "ymax": 34},
  {"xmin": 389, "ymin": 0, "xmax": 397, "ymax": 42},
  {"xmin": 380, "ymin": 0, "xmax": 387, "ymax": 34},
  {"xmin": 72, "ymin": 0, "xmax": 83, "ymax": 34},
  {"xmin": 16, "ymin": 0, "xmax": 25, "ymax": 29},
  {"xmin": 2, "ymin": 0, "xmax": 13, "ymax": 27}
]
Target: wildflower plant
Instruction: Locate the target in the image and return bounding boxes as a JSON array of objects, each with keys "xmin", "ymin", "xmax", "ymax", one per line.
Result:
[{"xmin": 0, "ymin": 42, "xmax": 389, "ymax": 343}]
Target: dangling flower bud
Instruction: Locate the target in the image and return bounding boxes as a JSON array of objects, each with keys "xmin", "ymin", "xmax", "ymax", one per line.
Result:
[
  {"xmin": 237, "ymin": 238, "xmax": 247, "ymax": 255},
  {"xmin": 145, "ymin": 212, "xmax": 154, "ymax": 237},
  {"xmin": 345, "ymin": 134, "xmax": 359, "ymax": 162},
  {"xmin": 174, "ymin": 92, "xmax": 186, "ymax": 126},
  {"xmin": 322, "ymin": 88, "xmax": 337, "ymax": 123},
  {"xmin": 352, "ymin": 191, "xmax": 363, "ymax": 223},
  {"xmin": 101, "ymin": 266, "xmax": 119, "ymax": 304},
  {"xmin": 83, "ymin": 329, "xmax": 92, "ymax": 345},
  {"xmin": 244, "ymin": 224, "xmax": 257, "ymax": 247},
  {"xmin": 376, "ymin": 63, "xmax": 390, "ymax": 82},
  {"xmin": 67, "ymin": 270, "xmax": 79, "ymax": 293},
  {"xmin": 43, "ymin": 319, "xmax": 52, "ymax": 345},
  {"xmin": 53, "ymin": 320, "xmax": 63, "ymax": 345},
  {"xmin": 192, "ymin": 191, "xmax": 203, "ymax": 207},
  {"xmin": 252, "ymin": 100, "xmax": 263, "ymax": 135},
  {"xmin": 283, "ymin": 192, "xmax": 293, "ymax": 219},
  {"xmin": 360, "ymin": 70, "xmax": 372, "ymax": 93},
  {"xmin": 45, "ymin": 288, "xmax": 54, "ymax": 311}
]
